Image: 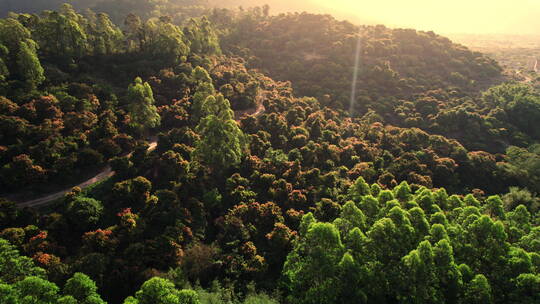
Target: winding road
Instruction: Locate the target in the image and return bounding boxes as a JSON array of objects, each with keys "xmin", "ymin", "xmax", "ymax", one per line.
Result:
[
  {"xmin": 234, "ymin": 101, "xmax": 265, "ymax": 120},
  {"xmin": 11, "ymin": 96, "xmax": 266, "ymax": 208},
  {"xmin": 233, "ymin": 91, "xmax": 266, "ymax": 120},
  {"xmin": 14, "ymin": 141, "xmax": 158, "ymax": 208}
]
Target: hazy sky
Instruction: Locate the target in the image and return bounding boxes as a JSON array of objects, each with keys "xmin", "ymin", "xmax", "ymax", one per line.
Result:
[
  {"xmin": 314, "ymin": 0, "xmax": 540, "ymax": 34},
  {"xmin": 228, "ymin": 0, "xmax": 540, "ymax": 35}
]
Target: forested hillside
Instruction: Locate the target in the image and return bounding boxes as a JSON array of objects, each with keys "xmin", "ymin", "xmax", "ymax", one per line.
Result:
[
  {"xmin": 0, "ymin": 0, "xmax": 209, "ymax": 24},
  {"xmin": 212, "ymin": 11, "xmax": 536, "ymax": 153},
  {"xmin": 0, "ymin": 2, "xmax": 539, "ymax": 304},
  {"xmin": 216, "ymin": 11, "xmax": 502, "ymax": 102}
]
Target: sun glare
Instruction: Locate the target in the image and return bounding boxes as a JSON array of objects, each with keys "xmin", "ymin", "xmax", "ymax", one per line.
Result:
[{"xmin": 309, "ymin": 0, "xmax": 540, "ymax": 34}]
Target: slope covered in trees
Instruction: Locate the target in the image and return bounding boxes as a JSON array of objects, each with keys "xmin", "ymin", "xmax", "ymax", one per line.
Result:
[
  {"xmin": 215, "ymin": 11, "xmax": 502, "ymax": 105},
  {"xmin": 211, "ymin": 11, "xmax": 540, "ymax": 153},
  {"xmin": 0, "ymin": 3, "xmax": 228, "ymax": 195},
  {"xmin": 0, "ymin": 2, "xmax": 539, "ymax": 304},
  {"xmin": 0, "ymin": 0, "xmax": 209, "ymax": 24}
]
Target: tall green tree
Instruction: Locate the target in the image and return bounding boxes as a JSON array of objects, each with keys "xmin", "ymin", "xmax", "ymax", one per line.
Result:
[
  {"xmin": 463, "ymin": 274, "xmax": 493, "ymax": 304},
  {"xmin": 35, "ymin": 5, "xmax": 88, "ymax": 59},
  {"xmin": 66, "ymin": 197, "xmax": 104, "ymax": 232},
  {"xmin": 16, "ymin": 39, "xmax": 44, "ymax": 89},
  {"xmin": 0, "ymin": 17, "xmax": 44, "ymax": 89},
  {"xmin": 144, "ymin": 17, "xmax": 189, "ymax": 64},
  {"xmin": 282, "ymin": 222, "xmax": 345, "ymax": 304},
  {"xmin": 0, "ymin": 43, "xmax": 8, "ymax": 84},
  {"xmin": 193, "ymin": 93, "xmax": 247, "ymax": 172},
  {"xmin": 0, "ymin": 18, "xmax": 31, "ymax": 55},
  {"xmin": 190, "ymin": 66, "xmax": 215, "ymax": 123},
  {"xmin": 86, "ymin": 11, "xmax": 124, "ymax": 55},
  {"xmin": 14, "ymin": 276, "xmax": 60, "ymax": 304},
  {"xmin": 127, "ymin": 77, "xmax": 161, "ymax": 133},
  {"xmin": 183, "ymin": 16, "xmax": 221, "ymax": 55},
  {"xmin": 124, "ymin": 277, "xmax": 200, "ymax": 304},
  {"xmin": 124, "ymin": 13, "xmax": 143, "ymax": 52},
  {"xmin": 0, "ymin": 238, "xmax": 46, "ymax": 284},
  {"xmin": 63, "ymin": 272, "xmax": 105, "ymax": 304}
]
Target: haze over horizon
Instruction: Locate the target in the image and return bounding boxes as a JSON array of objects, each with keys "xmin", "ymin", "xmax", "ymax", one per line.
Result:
[{"xmin": 218, "ymin": 0, "xmax": 540, "ymax": 35}]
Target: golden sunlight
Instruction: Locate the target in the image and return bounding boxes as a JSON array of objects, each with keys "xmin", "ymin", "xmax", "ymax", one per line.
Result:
[{"xmin": 305, "ymin": 0, "xmax": 540, "ymax": 34}]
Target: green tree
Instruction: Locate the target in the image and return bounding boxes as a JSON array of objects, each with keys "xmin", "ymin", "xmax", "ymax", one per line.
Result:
[
  {"xmin": 16, "ymin": 39, "xmax": 44, "ymax": 89},
  {"xmin": 334, "ymin": 201, "xmax": 366, "ymax": 234},
  {"xmin": 124, "ymin": 13, "xmax": 143, "ymax": 52},
  {"xmin": 502, "ymin": 187, "xmax": 540, "ymax": 214},
  {"xmin": 511, "ymin": 273, "xmax": 540, "ymax": 304},
  {"xmin": 347, "ymin": 176, "xmax": 371, "ymax": 202},
  {"xmin": 0, "ymin": 18, "xmax": 31, "ymax": 54},
  {"xmin": 36, "ymin": 7, "xmax": 88, "ymax": 58},
  {"xmin": 191, "ymin": 66, "xmax": 212, "ymax": 84},
  {"xmin": 462, "ymin": 215, "xmax": 509, "ymax": 274},
  {"xmin": 0, "ymin": 238, "xmax": 45, "ymax": 284},
  {"xmin": 63, "ymin": 272, "xmax": 105, "ymax": 304},
  {"xmin": 144, "ymin": 17, "xmax": 189, "ymax": 64},
  {"xmin": 125, "ymin": 277, "xmax": 200, "ymax": 304},
  {"xmin": 401, "ymin": 240, "xmax": 441, "ymax": 303},
  {"xmin": 484, "ymin": 195, "xmax": 506, "ymax": 219},
  {"xmin": 193, "ymin": 94, "xmax": 247, "ymax": 172},
  {"xmin": 127, "ymin": 77, "xmax": 161, "ymax": 132},
  {"xmin": 183, "ymin": 17, "xmax": 221, "ymax": 55},
  {"xmin": 282, "ymin": 222, "xmax": 344, "ymax": 304},
  {"xmin": 87, "ymin": 12, "xmax": 124, "ymax": 55},
  {"xmin": 157, "ymin": 150, "xmax": 190, "ymax": 184},
  {"xmin": 0, "ymin": 17, "xmax": 44, "ymax": 89},
  {"xmin": 433, "ymin": 239, "xmax": 462, "ymax": 304},
  {"xmin": 14, "ymin": 276, "xmax": 60, "ymax": 304},
  {"xmin": 463, "ymin": 274, "xmax": 493, "ymax": 304},
  {"xmin": 66, "ymin": 197, "xmax": 104, "ymax": 231},
  {"xmin": 0, "ymin": 43, "xmax": 8, "ymax": 83},
  {"xmin": 190, "ymin": 66, "xmax": 215, "ymax": 123},
  {"xmin": 336, "ymin": 252, "xmax": 368, "ymax": 304},
  {"xmin": 0, "ymin": 283, "xmax": 18, "ymax": 304}
]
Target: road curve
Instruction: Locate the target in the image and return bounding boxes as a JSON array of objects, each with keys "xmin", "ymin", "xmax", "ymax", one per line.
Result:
[
  {"xmin": 13, "ymin": 95, "xmax": 267, "ymax": 208},
  {"xmin": 14, "ymin": 141, "xmax": 158, "ymax": 208},
  {"xmin": 234, "ymin": 91, "xmax": 266, "ymax": 121}
]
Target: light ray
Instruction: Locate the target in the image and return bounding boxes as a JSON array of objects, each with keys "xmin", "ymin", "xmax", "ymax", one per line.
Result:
[{"xmin": 349, "ymin": 27, "xmax": 362, "ymax": 115}]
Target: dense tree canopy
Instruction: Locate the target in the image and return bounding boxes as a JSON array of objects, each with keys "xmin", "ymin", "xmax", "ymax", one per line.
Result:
[{"xmin": 0, "ymin": 3, "xmax": 539, "ymax": 304}]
